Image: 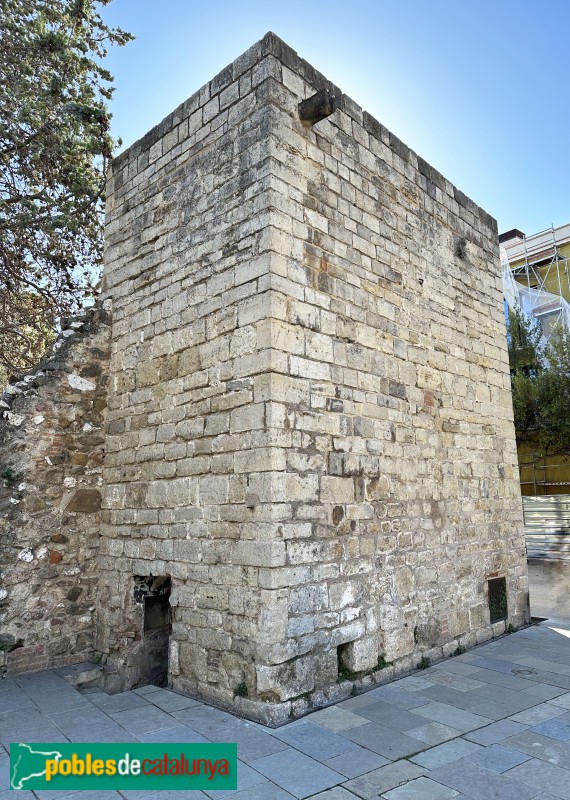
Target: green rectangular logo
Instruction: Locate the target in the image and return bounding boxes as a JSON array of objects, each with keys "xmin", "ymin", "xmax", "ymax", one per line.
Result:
[{"xmin": 10, "ymin": 742, "xmax": 237, "ymax": 791}]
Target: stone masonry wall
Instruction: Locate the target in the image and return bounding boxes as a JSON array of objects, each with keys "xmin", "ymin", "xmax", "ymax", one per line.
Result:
[
  {"xmin": 0, "ymin": 306, "xmax": 111, "ymax": 677},
  {"xmin": 100, "ymin": 33, "xmax": 529, "ymax": 723},
  {"xmin": 99, "ymin": 36, "xmax": 289, "ymax": 706},
  {"xmin": 251, "ymin": 38, "xmax": 530, "ymax": 713}
]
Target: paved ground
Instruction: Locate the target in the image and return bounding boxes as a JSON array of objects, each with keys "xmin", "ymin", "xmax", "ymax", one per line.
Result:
[
  {"xmin": 528, "ymin": 559, "xmax": 570, "ymax": 627},
  {"xmin": 3, "ymin": 620, "xmax": 570, "ymax": 799}
]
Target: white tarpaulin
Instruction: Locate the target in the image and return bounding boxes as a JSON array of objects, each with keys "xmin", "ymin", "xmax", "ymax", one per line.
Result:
[{"xmin": 501, "ymin": 247, "xmax": 570, "ymax": 345}]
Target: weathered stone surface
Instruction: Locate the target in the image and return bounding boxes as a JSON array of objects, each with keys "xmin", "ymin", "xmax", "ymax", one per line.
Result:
[
  {"xmin": 95, "ymin": 32, "xmax": 529, "ymax": 719},
  {"xmin": 1, "ymin": 34, "xmax": 529, "ymax": 719},
  {"xmin": 257, "ymin": 655, "xmax": 315, "ymax": 701},
  {"xmin": 0, "ymin": 307, "xmax": 111, "ymax": 677},
  {"xmin": 66, "ymin": 489, "xmax": 102, "ymax": 513},
  {"xmin": 340, "ymin": 636, "xmax": 378, "ymax": 673}
]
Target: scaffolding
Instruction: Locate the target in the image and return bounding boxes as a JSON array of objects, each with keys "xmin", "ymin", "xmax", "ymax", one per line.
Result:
[
  {"xmin": 501, "ymin": 224, "xmax": 570, "ymax": 345},
  {"xmin": 502, "ymin": 225, "xmax": 570, "ymax": 497},
  {"xmin": 518, "ymin": 449, "xmax": 570, "ymax": 495}
]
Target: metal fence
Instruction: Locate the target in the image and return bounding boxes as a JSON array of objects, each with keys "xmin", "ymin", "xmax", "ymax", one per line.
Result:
[{"xmin": 523, "ymin": 494, "xmax": 570, "ymax": 560}]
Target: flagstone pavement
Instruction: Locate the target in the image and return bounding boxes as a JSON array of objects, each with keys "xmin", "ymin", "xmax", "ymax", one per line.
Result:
[{"xmin": 3, "ymin": 620, "xmax": 570, "ymax": 799}]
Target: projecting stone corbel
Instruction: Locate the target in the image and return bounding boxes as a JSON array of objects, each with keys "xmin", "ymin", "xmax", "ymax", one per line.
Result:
[{"xmin": 298, "ymin": 89, "xmax": 339, "ymax": 126}]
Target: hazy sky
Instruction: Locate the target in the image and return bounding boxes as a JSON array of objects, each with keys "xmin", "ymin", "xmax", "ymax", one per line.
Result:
[{"xmin": 103, "ymin": 0, "xmax": 569, "ymax": 237}]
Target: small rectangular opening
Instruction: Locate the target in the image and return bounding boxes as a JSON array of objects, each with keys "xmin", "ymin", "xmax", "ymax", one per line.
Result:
[
  {"xmin": 134, "ymin": 575, "xmax": 172, "ymax": 687},
  {"xmin": 144, "ymin": 592, "xmax": 171, "ymax": 633},
  {"xmin": 488, "ymin": 577, "xmax": 508, "ymax": 623}
]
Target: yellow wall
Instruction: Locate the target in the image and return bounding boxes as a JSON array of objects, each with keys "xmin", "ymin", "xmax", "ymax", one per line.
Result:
[
  {"xmin": 518, "ymin": 442, "xmax": 570, "ymax": 496},
  {"xmin": 511, "ymin": 241, "xmax": 570, "ymax": 303}
]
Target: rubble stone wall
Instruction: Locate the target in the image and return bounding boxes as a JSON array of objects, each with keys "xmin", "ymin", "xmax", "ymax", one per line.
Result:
[
  {"xmin": 0, "ymin": 306, "xmax": 111, "ymax": 677},
  {"xmin": 100, "ymin": 33, "xmax": 529, "ymax": 723}
]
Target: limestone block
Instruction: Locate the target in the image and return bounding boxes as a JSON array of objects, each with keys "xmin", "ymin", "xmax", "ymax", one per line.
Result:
[
  {"xmin": 231, "ymin": 541, "xmax": 286, "ymax": 568},
  {"xmin": 339, "ymin": 635, "xmax": 378, "ymax": 673},
  {"xmin": 66, "ymin": 489, "xmax": 102, "ymax": 513},
  {"xmin": 256, "ymin": 654, "xmax": 314, "ymax": 701},
  {"xmin": 313, "ymin": 649, "xmax": 339, "ymax": 688},
  {"xmin": 290, "ymin": 584, "xmax": 328, "ymax": 614},
  {"xmin": 331, "ymin": 620, "xmax": 366, "ymax": 646},
  {"xmin": 289, "ymin": 356, "xmax": 331, "ymax": 381},
  {"xmin": 365, "ymin": 475, "xmax": 391, "ymax": 501},
  {"xmin": 329, "ymin": 581, "xmax": 361, "ymax": 610},
  {"xmin": 321, "ymin": 477, "xmax": 355, "ymax": 504}
]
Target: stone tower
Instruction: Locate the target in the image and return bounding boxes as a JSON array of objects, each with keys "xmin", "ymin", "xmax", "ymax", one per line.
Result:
[{"xmin": 97, "ymin": 33, "xmax": 529, "ymax": 723}]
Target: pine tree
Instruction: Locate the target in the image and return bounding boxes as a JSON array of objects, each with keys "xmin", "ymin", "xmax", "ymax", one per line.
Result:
[
  {"xmin": 537, "ymin": 323, "xmax": 570, "ymax": 452},
  {"xmin": 0, "ymin": 0, "xmax": 132, "ymax": 376},
  {"xmin": 506, "ymin": 305, "xmax": 543, "ymax": 440},
  {"xmin": 507, "ymin": 306, "xmax": 570, "ymax": 454}
]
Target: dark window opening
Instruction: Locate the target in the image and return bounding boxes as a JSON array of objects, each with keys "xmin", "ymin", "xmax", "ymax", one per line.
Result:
[
  {"xmin": 144, "ymin": 592, "xmax": 171, "ymax": 633},
  {"xmin": 488, "ymin": 577, "xmax": 508, "ymax": 623},
  {"xmin": 133, "ymin": 576, "xmax": 172, "ymax": 687}
]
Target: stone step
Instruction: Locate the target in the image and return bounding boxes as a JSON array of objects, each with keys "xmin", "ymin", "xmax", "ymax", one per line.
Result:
[{"xmin": 53, "ymin": 661, "xmax": 110, "ymax": 691}]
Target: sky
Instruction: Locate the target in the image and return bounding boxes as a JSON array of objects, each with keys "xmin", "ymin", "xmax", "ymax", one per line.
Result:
[{"xmin": 103, "ymin": 0, "xmax": 570, "ymax": 237}]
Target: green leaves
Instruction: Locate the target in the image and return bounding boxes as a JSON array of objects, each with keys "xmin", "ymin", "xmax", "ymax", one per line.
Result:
[
  {"xmin": 507, "ymin": 306, "xmax": 570, "ymax": 455},
  {"xmin": 0, "ymin": 0, "xmax": 132, "ymax": 376}
]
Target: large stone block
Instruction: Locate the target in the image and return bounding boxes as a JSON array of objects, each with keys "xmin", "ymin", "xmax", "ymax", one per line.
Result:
[{"xmin": 256, "ymin": 655, "xmax": 315, "ymax": 701}]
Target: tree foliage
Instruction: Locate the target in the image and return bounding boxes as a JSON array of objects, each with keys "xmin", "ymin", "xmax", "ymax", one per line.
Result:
[
  {"xmin": 0, "ymin": 0, "xmax": 131, "ymax": 377},
  {"xmin": 507, "ymin": 306, "xmax": 543, "ymax": 439},
  {"xmin": 537, "ymin": 324, "xmax": 570, "ymax": 452},
  {"xmin": 507, "ymin": 306, "xmax": 570, "ymax": 453}
]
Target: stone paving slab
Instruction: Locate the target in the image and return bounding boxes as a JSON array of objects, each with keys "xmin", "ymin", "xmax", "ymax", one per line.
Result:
[
  {"xmin": 202, "ymin": 759, "xmax": 266, "ymax": 798},
  {"xmin": 523, "ymin": 683, "xmax": 564, "ymax": 700},
  {"xmin": 409, "ymin": 701, "xmax": 492, "ymax": 732},
  {"xmin": 343, "ymin": 761, "xmax": 426, "ymax": 799},
  {"xmin": 501, "ymin": 729, "xmax": 570, "ymax": 764},
  {"xmin": 463, "ymin": 718, "xmax": 528, "ymax": 744},
  {"xmin": 363, "ymin": 685, "xmax": 431, "ymax": 710},
  {"xmin": 311, "ymin": 789, "xmax": 360, "ymax": 800},
  {"xmin": 459, "ymin": 696, "xmax": 514, "ymax": 721},
  {"xmin": 462, "ymin": 666, "xmax": 532, "ymax": 690},
  {"xmin": 467, "ymin": 682, "xmax": 541, "ymax": 711},
  {"xmin": 409, "ymin": 738, "xmax": 483, "ymax": 770},
  {"xmin": 507, "ymin": 758, "xmax": 570, "ymax": 799},
  {"xmin": 143, "ymin": 690, "xmax": 201, "ymax": 714},
  {"xmin": 323, "ymin": 747, "xmax": 389, "ymax": 779},
  {"xmin": 417, "ymin": 685, "xmax": 475, "ymax": 708},
  {"xmin": 3, "ymin": 622, "xmax": 570, "ymax": 798},
  {"xmin": 84, "ymin": 690, "xmax": 150, "ymax": 714},
  {"xmin": 428, "ymin": 760, "xmax": 540, "ymax": 800},
  {"xmin": 0, "ymin": 710, "xmax": 70, "ymax": 751},
  {"xmin": 269, "ymin": 721, "xmax": 359, "ymax": 760},
  {"xmin": 227, "ymin": 782, "xmax": 296, "ymax": 799},
  {"xmin": 135, "ymin": 724, "xmax": 209, "ymax": 744},
  {"xmin": 110, "ymin": 705, "xmax": 182, "ymax": 735},
  {"xmin": 531, "ymin": 716, "xmax": 570, "ymax": 740},
  {"xmin": 121, "ymin": 792, "xmax": 206, "ymax": 799},
  {"xmin": 339, "ymin": 722, "xmax": 431, "ymax": 759},
  {"xmin": 208, "ymin": 723, "xmax": 291, "ymax": 764},
  {"xmin": 47, "ymin": 706, "xmax": 138, "ymax": 742},
  {"xmin": 251, "ymin": 749, "xmax": 344, "ymax": 799},
  {"xmin": 404, "ymin": 721, "xmax": 461, "ymax": 746},
  {"xmin": 463, "ymin": 742, "xmax": 531, "ymax": 772},
  {"xmin": 355, "ymin": 701, "xmax": 428, "ymax": 731},
  {"xmin": 382, "ymin": 776, "xmax": 459, "ymax": 799},
  {"xmin": 546, "ymin": 689, "xmax": 570, "ymax": 707},
  {"xmin": 308, "ymin": 706, "xmax": 372, "ymax": 732}
]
